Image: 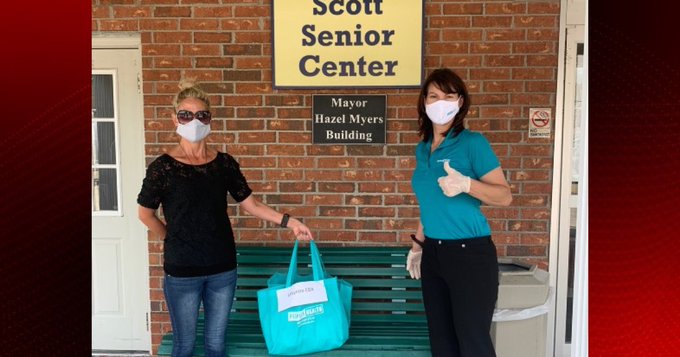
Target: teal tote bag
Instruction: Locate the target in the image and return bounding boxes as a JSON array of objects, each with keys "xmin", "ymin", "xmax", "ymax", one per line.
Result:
[{"xmin": 257, "ymin": 241, "xmax": 353, "ymax": 355}]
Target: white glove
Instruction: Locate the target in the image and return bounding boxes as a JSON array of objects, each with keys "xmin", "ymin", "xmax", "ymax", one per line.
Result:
[
  {"xmin": 437, "ymin": 161, "xmax": 471, "ymax": 197},
  {"xmin": 406, "ymin": 249, "xmax": 422, "ymax": 280}
]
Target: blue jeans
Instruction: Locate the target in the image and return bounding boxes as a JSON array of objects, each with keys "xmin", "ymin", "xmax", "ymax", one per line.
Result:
[{"xmin": 164, "ymin": 269, "xmax": 237, "ymax": 357}]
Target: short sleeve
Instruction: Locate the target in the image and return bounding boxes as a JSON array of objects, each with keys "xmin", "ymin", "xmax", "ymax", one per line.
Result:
[
  {"xmin": 137, "ymin": 158, "xmax": 165, "ymax": 209},
  {"xmin": 468, "ymin": 132, "xmax": 501, "ymax": 179},
  {"xmin": 223, "ymin": 154, "xmax": 253, "ymax": 202}
]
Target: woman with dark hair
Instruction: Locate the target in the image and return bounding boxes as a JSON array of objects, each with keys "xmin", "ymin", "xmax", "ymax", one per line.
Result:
[{"xmin": 406, "ymin": 68, "xmax": 512, "ymax": 357}]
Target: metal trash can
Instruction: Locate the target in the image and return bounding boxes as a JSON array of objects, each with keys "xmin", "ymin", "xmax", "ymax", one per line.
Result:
[{"xmin": 491, "ymin": 259, "xmax": 551, "ymax": 357}]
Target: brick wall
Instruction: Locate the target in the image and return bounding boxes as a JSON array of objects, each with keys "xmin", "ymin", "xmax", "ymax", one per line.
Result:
[{"xmin": 93, "ymin": 0, "xmax": 560, "ymax": 352}]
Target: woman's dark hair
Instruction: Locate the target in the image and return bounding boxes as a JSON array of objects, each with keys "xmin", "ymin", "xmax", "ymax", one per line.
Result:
[{"xmin": 417, "ymin": 68, "xmax": 470, "ymax": 142}]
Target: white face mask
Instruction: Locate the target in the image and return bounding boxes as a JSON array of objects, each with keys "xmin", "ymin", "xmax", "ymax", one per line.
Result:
[
  {"xmin": 176, "ymin": 119, "xmax": 211, "ymax": 142},
  {"xmin": 425, "ymin": 99, "xmax": 460, "ymax": 125}
]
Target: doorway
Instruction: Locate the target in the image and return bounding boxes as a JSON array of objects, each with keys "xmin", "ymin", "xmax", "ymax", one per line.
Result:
[{"xmin": 91, "ymin": 37, "xmax": 150, "ymax": 353}]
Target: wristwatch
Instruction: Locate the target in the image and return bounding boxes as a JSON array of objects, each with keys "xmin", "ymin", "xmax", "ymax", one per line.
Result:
[{"xmin": 280, "ymin": 213, "xmax": 290, "ymax": 228}]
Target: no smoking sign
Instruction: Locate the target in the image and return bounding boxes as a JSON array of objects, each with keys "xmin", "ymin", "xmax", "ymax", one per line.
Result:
[{"xmin": 529, "ymin": 108, "xmax": 551, "ymax": 138}]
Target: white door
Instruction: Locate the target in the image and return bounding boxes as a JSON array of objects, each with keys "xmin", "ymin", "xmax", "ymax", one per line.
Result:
[{"xmin": 92, "ymin": 45, "xmax": 150, "ymax": 353}]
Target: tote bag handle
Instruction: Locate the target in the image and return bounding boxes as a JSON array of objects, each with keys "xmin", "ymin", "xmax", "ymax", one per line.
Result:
[{"xmin": 285, "ymin": 240, "xmax": 325, "ymax": 287}]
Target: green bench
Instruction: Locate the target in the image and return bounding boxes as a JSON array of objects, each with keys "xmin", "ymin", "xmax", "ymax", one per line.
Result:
[{"xmin": 158, "ymin": 245, "xmax": 430, "ymax": 356}]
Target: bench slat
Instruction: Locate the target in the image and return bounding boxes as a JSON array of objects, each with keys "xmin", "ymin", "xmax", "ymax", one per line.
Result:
[
  {"xmin": 235, "ymin": 289, "xmax": 425, "ymax": 300},
  {"xmin": 237, "ymin": 266, "xmax": 409, "ymax": 277},
  {"xmin": 236, "ymin": 277, "xmax": 421, "ymax": 289}
]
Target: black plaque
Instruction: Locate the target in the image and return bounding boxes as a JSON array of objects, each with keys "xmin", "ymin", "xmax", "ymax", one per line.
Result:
[{"xmin": 312, "ymin": 95, "xmax": 387, "ymax": 144}]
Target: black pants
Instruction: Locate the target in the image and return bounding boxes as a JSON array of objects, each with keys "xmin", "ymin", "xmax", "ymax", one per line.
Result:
[{"xmin": 420, "ymin": 236, "xmax": 499, "ymax": 357}]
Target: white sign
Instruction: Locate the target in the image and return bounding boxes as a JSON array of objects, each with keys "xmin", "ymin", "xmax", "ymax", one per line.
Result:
[
  {"xmin": 276, "ymin": 280, "xmax": 328, "ymax": 312},
  {"xmin": 529, "ymin": 108, "xmax": 551, "ymax": 138}
]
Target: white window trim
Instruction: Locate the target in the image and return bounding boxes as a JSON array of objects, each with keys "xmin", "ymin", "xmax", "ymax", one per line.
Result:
[{"xmin": 92, "ymin": 69, "xmax": 123, "ymax": 217}]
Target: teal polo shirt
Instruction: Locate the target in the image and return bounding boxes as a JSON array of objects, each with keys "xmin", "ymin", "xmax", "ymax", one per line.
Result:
[{"xmin": 411, "ymin": 129, "xmax": 500, "ymax": 239}]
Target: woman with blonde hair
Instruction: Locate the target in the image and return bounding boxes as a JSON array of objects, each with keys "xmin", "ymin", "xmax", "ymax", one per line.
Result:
[{"xmin": 137, "ymin": 80, "xmax": 313, "ymax": 357}]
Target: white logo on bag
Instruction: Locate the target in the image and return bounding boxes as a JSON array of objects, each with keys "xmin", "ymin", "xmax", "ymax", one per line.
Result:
[{"xmin": 287, "ymin": 304, "xmax": 324, "ymax": 322}]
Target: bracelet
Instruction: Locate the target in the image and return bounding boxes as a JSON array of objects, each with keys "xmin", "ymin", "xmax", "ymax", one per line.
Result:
[
  {"xmin": 280, "ymin": 213, "xmax": 290, "ymax": 228},
  {"xmin": 410, "ymin": 234, "xmax": 425, "ymax": 248}
]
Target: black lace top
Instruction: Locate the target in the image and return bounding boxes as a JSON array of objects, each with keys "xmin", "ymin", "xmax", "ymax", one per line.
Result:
[{"xmin": 137, "ymin": 152, "xmax": 253, "ymax": 277}]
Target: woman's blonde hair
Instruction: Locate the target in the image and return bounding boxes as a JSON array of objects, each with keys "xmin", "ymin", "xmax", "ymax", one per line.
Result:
[{"xmin": 173, "ymin": 79, "xmax": 211, "ymax": 111}]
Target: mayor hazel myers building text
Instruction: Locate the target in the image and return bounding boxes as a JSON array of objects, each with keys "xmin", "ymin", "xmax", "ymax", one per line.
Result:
[{"xmin": 315, "ymin": 97, "xmax": 383, "ymax": 143}]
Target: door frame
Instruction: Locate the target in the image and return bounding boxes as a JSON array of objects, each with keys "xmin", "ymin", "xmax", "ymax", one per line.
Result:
[
  {"xmin": 547, "ymin": 4, "xmax": 586, "ymax": 355},
  {"xmin": 92, "ymin": 33, "xmax": 151, "ymax": 353}
]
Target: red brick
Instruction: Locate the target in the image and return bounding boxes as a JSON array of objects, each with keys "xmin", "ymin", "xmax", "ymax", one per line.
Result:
[
  {"xmin": 430, "ymin": 16, "xmax": 471, "ymax": 28},
  {"xmin": 317, "ymin": 231, "xmax": 357, "ymax": 242},
  {"xmin": 194, "ymin": 6, "xmax": 233, "ymax": 17},
  {"xmin": 428, "ymin": 42, "xmax": 469, "ymax": 55},
  {"xmin": 153, "ymin": 57, "xmax": 192, "ymax": 68},
  {"xmin": 221, "ymin": 19, "xmax": 262, "ymax": 30},
  {"xmin": 515, "ymin": 16, "xmax": 558, "ymax": 28},
  {"xmin": 483, "ymin": 81, "xmax": 524, "ymax": 93},
  {"xmin": 523, "ymin": 157, "xmax": 553, "ymax": 169},
  {"xmin": 264, "ymin": 166, "xmax": 305, "ymax": 180},
  {"xmin": 266, "ymin": 145, "xmax": 305, "ymax": 156},
  {"xmin": 319, "ymin": 206, "xmax": 357, "ymax": 217},
  {"xmin": 343, "ymin": 170, "xmax": 381, "ymax": 181},
  {"xmin": 441, "ymin": 55, "xmax": 483, "ymax": 68},
  {"xmin": 182, "ymin": 0, "xmax": 220, "ymax": 4},
  {"xmin": 154, "ymin": 31, "xmax": 192, "ymax": 43},
  {"xmin": 513, "ymin": 42, "xmax": 554, "ymax": 54},
  {"xmin": 529, "ymin": 2, "xmax": 560, "ymax": 14},
  {"xmin": 486, "ymin": 29, "xmax": 526, "ymax": 41},
  {"xmin": 319, "ymin": 182, "xmax": 355, "ymax": 193},
  {"xmin": 143, "ymin": 44, "xmax": 181, "ymax": 56},
  {"xmin": 235, "ymin": 5, "xmax": 270, "ymax": 17},
  {"xmin": 276, "ymin": 108, "xmax": 311, "ymax": 119},
  {"xmin": 179, "ymin": 19, "xmax": 219, "ymax": 30},
  {"xmin": 347, "ymin": 144, "xmax": 387, "ymax": 155},
  {"xmin": 471, "ymin": 42, "xmax": 512, "ymax": 54},
  {"xmin": 472, "ymin": 16, "xmax": 513, "ymax": 28},
  {"xmin": 346, "ymin": 219, "xmax": 383, "ymax": 230},
  {"xmin": 196, "ymin": 57, "xmax": 234, "ymax": 68},
  {"xmin": 99, "ymin": 19, "xmax": 139, "ymax": 31},
  {"xmin": 306, "ymin": 194, "xmax": 343, "ymax": 205},
  {"xmin": 527, "ymin": 80, "xmax": 556, "ymax": 92},
  {"xmin": 470, "ymin": 68, "xmax": 511, "ymax": 80},
  {"xmin": 359, "ymin": 232, "xmax": 397, "ymax": 243},
  {"xmin": 527, "ymin": 55, "xmax": 557, "ymax": 66},
  {"xmin": 443, "ymin": 3, "xmax": 483, "ymax": 15},
  {"xmin": 306, "ymin": 170, "xmax": 344, "ymax": 181},
  {"xmin": 114, "ymin": 6, "xmax": 152, "ymax": 17},
  {"xmin": 92, "ymin": 6, "xmax": 111, "ymax": 18},
  {"xmin": 442, "ymin": 29, "xmax": 483, "ymax": 41},
  {"xmin": 268, "ymin": 119, "xmax": 306, "ymax": 131},
  {"xmin": 484, "ymin": 132, "xmax": 523, "ymax": 143},
  {"xmin": 154, "ymin": 6, "xmax": 191, "ymax": 17},
  {"xmin": 234, "ymin": 32, "xmax": 270, "ymax": 44},
  {"xmin": 306, "ymin": 218, "xmax": 344, "ymax": 230},
  {"xmin": 511, "ymin": 93, "xmax": 553, "ymax": 105},
  {"xmin": 359, "ymin": 207, "xmax": 395, "ymax": 217},
  {"xmin": 486, "ymin": 3, "xmax": 527, "ymax": 14},
  {"xmin": 527, "ymin": 29, "xmax": 559, "ymax": 41}
]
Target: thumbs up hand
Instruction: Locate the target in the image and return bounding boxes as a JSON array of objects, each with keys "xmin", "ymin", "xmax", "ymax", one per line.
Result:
[{"xmin": 437, "ymin": 161, "xmax": 471, "ymax": 197}]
